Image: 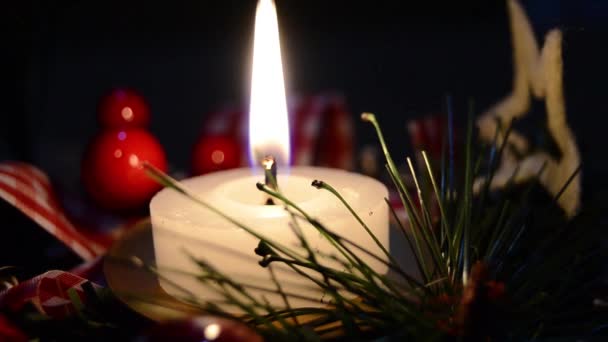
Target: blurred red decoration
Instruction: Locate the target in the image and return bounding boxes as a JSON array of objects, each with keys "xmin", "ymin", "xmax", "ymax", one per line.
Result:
[
  {"xmin": 0, "ymin": 270, "xmax": 102, "ymax": 320},
  {"xmin": 81, "ymin": 129, "xmax": 167, "ymax": 211},
  {"xmin": 311, "ymin": 97, "xmax": 354, "ymax": 168},
  {"xmin": 139, "ymin": 316, "xmax": 263, "ymax": 342},
  {"xmin": 407, "ymin": 115, "xmax": 447, "ymax": 159},
  {"xmin": 98, "ymin": 88, "xmax": 151, "ymax": 129},
  {"xmin": 0, "ymin": 314, "xmax": 27, "ymax": 342},
  {"xmin": 198, "ymin": 94, "xmax": 354, "ymax": 171},
  {"xmin": 191, "ymin": 134, "xmax": 241, "ymax": 175}
]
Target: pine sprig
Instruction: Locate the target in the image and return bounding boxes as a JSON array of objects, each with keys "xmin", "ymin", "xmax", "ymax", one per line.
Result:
[{"xmin": 138, "ymin": 111, "xmax": 607, "ymax": 340}]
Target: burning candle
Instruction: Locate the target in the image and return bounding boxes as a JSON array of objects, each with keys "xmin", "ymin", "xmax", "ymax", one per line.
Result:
[{"xmin": 150, "ymin": 0, "xmax": 389, "ymax": 309}]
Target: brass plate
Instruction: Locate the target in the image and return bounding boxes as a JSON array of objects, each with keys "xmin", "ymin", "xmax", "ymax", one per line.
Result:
[{"xmin": 103, "ymin": 220, "xmax": 201, "ymax": 321}]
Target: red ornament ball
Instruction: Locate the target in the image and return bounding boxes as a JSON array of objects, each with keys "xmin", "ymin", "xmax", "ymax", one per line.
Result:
[
  {"xmin": 82, "ymin": 129, "xmax": 167, "ymax": 211},
  {"xmin": 98, "ymin": 88, "xmax": 150, "ymax": 129},
  {"xmin": 139, "ymin": 316, "xmax": 263, "ymax": 342},
  {"xmin": 191, "ymin": 134, "xmax": 241, "ymax": 175}
]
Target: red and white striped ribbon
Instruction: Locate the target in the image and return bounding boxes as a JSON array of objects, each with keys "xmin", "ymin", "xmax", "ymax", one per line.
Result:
[
  {"xmin": 0, "ymin": 270, "xmax": 100, "ymax": 319},
  {"xmin": 0, "ymin": 162, "xmax": 104, "ymax": 260}
]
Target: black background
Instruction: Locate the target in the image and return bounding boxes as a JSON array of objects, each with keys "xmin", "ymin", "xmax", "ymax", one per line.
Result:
[{"xmin": 2, "ymin": 0, "xmax": 606, "ymax": 180}]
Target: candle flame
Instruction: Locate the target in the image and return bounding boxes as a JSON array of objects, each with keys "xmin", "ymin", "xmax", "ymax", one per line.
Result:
[{"xmin": 249, "ymin": 0, "xmax": 290, "ymax": 167}]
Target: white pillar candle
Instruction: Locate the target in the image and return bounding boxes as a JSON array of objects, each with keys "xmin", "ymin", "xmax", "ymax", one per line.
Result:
[
  {"xmin": 151, "ymin": 0, "xmax": 390, "ymax": 310},
  {"xmin": 150, "ymin": 167, "xmax": 389, "ymax": 309}
]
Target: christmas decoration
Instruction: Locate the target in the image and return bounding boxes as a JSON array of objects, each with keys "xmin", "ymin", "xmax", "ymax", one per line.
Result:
[
  {"xmin": 81, "ymin": 129, "xmax": 167, "ymax": 212},
  {"xmin": 0, "ymin": 270, "xmax": 101, "ymax": 319},
  {"xmin": 0, "ymin": 162, "xmax": 105, "ymax": 259},
  {"xmin": 97, "ymin": 89, "xmax": 151, "ymax": 129},
  {"xmin": 475, "ymin": 0, "xmax": 581, "ymax": 218},
  {"xmin": 83, "ymin": 88, "xmax": 167, "ymax": 212},
  {"xmin": 191, "ymin": 134, "xmax": 241, "ymax": 175}
]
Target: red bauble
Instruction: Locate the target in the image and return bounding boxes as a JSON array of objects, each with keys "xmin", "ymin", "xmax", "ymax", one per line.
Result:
[
  {"xmin": 82, "ymin": 129, "xmax": 167, "ymax": 211},
  {"xmin": 139, "ymin": 316, "xmax": 263, "ymax": 342},
  {"xmin": 98, "ymin": 88, "xmax": 150, "ymax": 129},
  {"xmin": 191, "ymin": 134, "xmax": 241, "ymax": 175}
]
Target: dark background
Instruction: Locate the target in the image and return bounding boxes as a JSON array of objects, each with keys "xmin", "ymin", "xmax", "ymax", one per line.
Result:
[{"xmin": 1, "ymin": 0, "xmax": 607, "ymax": 214}]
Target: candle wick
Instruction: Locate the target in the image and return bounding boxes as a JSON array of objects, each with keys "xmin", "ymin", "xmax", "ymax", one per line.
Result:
[{"xmin": 262, "ymin": 155, "xmax": 278, "ymax": 205}]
